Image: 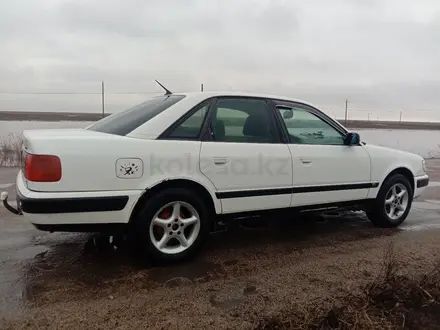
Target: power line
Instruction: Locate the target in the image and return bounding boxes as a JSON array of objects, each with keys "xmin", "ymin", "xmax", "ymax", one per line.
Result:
[
  {"xmin": 0, "ymin": 91, "xmax": 162, "ymax": 95},
  {"xmin": 0, "ymin": 92, "xmax": 100, "ymax": 95}
]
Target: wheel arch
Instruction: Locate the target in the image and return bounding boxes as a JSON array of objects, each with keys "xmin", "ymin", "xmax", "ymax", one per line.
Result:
[
  {"xmin": 129, "ymin": 178, "xmax": 220, "ymax": 224},
  {"xmin": 379, "ymin": 166, "xmax": 415, "ymax": 193}
]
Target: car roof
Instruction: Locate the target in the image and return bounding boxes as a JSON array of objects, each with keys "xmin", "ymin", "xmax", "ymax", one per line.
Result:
[{"xmin": 166, "ymin": 91, "xmax": 314, "ymax": 107}]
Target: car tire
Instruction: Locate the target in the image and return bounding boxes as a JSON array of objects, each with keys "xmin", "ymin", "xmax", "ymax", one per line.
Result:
[
  {"xmin": 366, "ymin": 174, "xmax": 413, "ymax": 228},
  {"xmin": 133, "ymin": 188, "xmax": 212, "ymax": 264}
]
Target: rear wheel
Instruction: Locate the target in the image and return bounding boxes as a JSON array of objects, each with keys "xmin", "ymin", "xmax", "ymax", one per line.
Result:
[
  {"xmin": 366, "ymin": 174, "xmax": 413, "ymax": 228},
  {"xmin": 133, "ymin": 188, "xmax": 211, "ymax": 264}
]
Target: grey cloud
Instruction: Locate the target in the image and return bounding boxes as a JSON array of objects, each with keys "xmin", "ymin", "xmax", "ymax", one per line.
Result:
[{"xmin": 0, "ymin": 0, "xmax": 440, "ymax": 118}]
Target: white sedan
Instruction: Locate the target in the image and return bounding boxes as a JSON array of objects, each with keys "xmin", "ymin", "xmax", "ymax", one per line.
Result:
[{"xmin": 1, "ymin": 90, "xmax": 430, "ymax": 263}]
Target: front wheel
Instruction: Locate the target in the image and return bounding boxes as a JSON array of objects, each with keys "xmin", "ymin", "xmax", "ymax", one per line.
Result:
[{"xmin": 366, "ymin": 174, "xmax": 413, "ymax": 228}]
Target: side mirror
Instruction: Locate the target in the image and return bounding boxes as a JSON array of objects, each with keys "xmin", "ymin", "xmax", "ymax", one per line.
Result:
[
  {"xmin": 344, "ymin": 132, "xmax": 360, "ymax": 145},
  {"xmin": 282, "ymin": 109, "xmax": 294, "ymax": 119}
]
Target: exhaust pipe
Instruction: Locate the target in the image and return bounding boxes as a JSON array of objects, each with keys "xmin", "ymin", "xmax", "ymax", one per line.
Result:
[{"xmin": 1, "ymin": 192, "xmax": 22, "ymax": 215}]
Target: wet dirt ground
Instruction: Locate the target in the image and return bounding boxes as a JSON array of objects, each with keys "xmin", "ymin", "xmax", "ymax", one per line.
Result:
[{"xmin": 1, "ymin": 161, "xmax": 440, "ymax": 329}]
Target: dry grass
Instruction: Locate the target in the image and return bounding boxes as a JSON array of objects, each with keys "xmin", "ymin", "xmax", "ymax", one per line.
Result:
[
  {"xmin": 254, "ymin": 241, "xmax": 440, "ymax": 330},
  {"xmin": 0, "ymin": 134, "xmax": 22, "ymax": 167}
]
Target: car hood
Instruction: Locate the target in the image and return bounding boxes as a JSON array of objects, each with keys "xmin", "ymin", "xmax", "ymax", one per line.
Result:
[
  {"xmin": 363, "ymin": 143, "xmax": 423, "ymax": 160},
  {"xmin": 363, "ymin": 143, "xmax": 425, "ymax": 177}
]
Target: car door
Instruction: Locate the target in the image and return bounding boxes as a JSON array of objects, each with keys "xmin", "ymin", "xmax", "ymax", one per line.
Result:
[
  {"xmin": 199, "ymin": 97, "xmax": 293, "ymax": 214},
  {"xmin": 272, "ymin": 100, "xmax": 372, "ymax": 208}
]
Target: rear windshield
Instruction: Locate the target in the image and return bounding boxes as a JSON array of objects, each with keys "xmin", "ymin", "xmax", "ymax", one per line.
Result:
[{"xmin": 87, "ymin": 95, "xmax": 186, "ymax": 136}]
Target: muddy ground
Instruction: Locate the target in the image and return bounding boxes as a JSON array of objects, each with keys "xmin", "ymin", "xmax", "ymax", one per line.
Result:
[{"xmin": 0, "ymin": 161, "xmax": 440, "ymax": 329}]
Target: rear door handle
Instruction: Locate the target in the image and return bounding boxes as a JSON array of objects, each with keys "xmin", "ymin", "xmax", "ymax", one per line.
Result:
[
  {"xmin": 213, "ymin": 157, "xmax": 228, "ymax": 165},
  {"xmin": 300, "ymin": 158, "xmax": 312, "ymax": 164}
]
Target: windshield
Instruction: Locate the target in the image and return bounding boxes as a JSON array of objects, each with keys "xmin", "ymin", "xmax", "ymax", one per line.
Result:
[{"xmin": 87, "ymin": 95, "xmax": 185, "ymax": 136}]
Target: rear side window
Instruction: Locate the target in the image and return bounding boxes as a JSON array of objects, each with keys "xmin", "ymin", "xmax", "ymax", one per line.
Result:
[
  {"xmin": 87, "ymin": 95, "xmax": 186, "ymax": 136},
  {"xmin": 166, "ymin": 102, "xmax": 210, "ymax": 140}
]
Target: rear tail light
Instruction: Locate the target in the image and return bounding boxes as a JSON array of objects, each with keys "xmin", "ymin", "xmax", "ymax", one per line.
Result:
[{"xmin": 24, "ymin": 153, "xmax": 62, "ymax": 182}]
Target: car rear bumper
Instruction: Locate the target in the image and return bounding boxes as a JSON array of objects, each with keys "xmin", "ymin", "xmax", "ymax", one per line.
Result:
[
  {"xmin": 12, "ymin": 171, "xmax": 143, "ymax": 231},
  {"xmin": 414, "ymin": 174, "xmax": 429, "ymax": 198}
]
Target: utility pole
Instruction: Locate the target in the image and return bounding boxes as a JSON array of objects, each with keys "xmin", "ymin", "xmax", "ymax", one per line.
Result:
[
  {"xmin": 201, "ymin": 83, "xmax": 204, "ymax": 92},
  {"xmin": 345, "ymin": 99, "xmax": 348, "ymax": 124},
  {"xmin": 101, "ymin": 81, "xmax": 105, "ymax": 118},
  {"xmin": 399, "ymin": 110, "xmax": 403, "ymax": 124}
]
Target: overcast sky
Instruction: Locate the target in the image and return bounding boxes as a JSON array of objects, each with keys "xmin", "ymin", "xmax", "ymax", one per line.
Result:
[{"xmin": 1, "ymin": 0, "xmax": 440, "ymax": 119}]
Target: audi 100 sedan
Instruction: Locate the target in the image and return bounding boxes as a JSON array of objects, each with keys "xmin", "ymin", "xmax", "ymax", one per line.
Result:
[{"xmin": 1, "ymin": 90, "xmax": 429, "ymax": 263}]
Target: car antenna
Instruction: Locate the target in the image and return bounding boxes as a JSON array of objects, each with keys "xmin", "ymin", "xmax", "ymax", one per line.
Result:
[{"xmin": 154, "ymin": 79, "xmax": 172, "ymax": 95}]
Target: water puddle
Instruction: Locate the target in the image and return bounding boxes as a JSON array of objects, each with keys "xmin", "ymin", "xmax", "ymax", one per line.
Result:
[
  {"xmin": 0, "ymin": 236, "xmax": 30, "ymax": 249},
  {"xmin": 403, "ymin": 199, "xmax": 440, "ymax": 231},
  {"xmin": 148, "ymin": 259, "xmax": 225, "ymax": 285},
  {"xmin": 209, "ymin": 295, "xmax": 243, "ymax": 311},
  {"xmin": 11, "ymin": 245, "xmax": 49, "ymax": 261},
  {"xmin": 424, "ymin": 199, "xmax": 440, "ymax": 205},
  {"xmin": 402, "ymin": 223, "xmax": 440, "ymax": 231},
  {"xmin": 413, "ymin": 201, "xmax": 440, "ymax": 211}
]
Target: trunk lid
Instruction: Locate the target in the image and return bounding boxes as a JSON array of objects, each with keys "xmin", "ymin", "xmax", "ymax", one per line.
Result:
[{"xmin": 21, "ymin": 128, "xmax": 125, "ymax": 192}]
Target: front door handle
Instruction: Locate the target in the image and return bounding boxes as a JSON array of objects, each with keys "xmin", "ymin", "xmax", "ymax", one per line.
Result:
[
  {"xmin": 213, "ymin": 157, "xmax": 228, "ymax": 165},
  {"xmin": 300, "ymin": 158, "xmax": 312, "ymax": 164}
]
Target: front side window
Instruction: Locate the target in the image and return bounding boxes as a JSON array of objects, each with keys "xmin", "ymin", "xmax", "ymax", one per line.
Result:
[
  {"xmin": 277, "ymin": 106, "xmax": 345, "ymax": 145},
  {"xmin": 87, "ymin": 95, "xmax": 185, "ymax": 136},
  {"xmin": 211, "ymin": 98, "xmax": 276, "ymax": 143}
]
